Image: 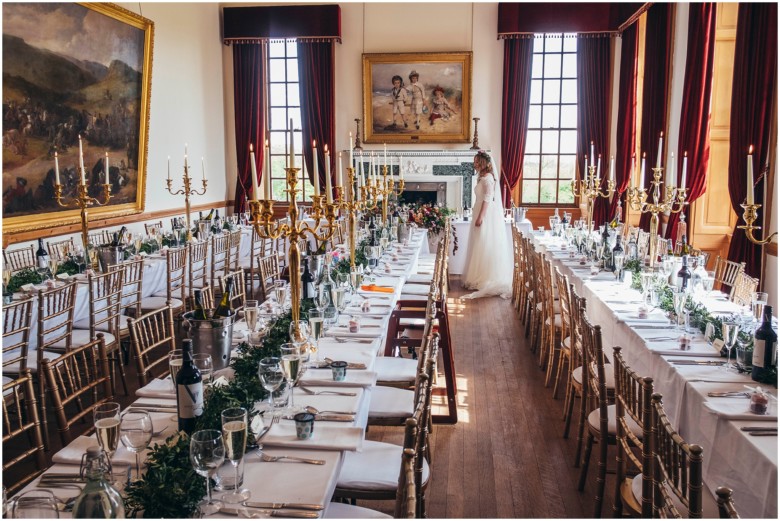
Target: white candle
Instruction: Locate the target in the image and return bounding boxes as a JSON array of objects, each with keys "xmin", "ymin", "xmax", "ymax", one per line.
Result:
[
  {"xmin": 384, "ymin": 143, "xmax": 388, "ymax": 168},
  {"xmin": 104, "ymin": 152, "xmax": 110, "ymax": 185},
  {"xmin": 590, "ymin": 142, "xmax": 595, "ymax": 167},
  {"xmin": 656, "ymin": 132, "xmax": 663, "ymax": 169},
  {"xmin": 609, "ymin": 155, "xmax": 615, "ymax": 183},
  {"xmin": 640, "ymin": 153, "xmax": 646, "ymax": 188},
  {"xmin": 349, "ymin": 132, "xmax": 354, "ymax": 168},
  {"xmin": 201, "ymin": 157, "xmax": 206, "ymax": 181},
  {"xmin": 667, "ymin": 152, "xmax": 675, "ymax": 188},
  {"xmin": 312, "ymin": 140, "xmax": 320, "ymax": 196},
  {"xmin": 584, "ymin": 155, "xmax": 589, "ymax": 180},
  {"xmin": 373, "ymin": 153, "xmax": 378, "ymax": 184},
  {"xmin": 400, "ymin": 155, "xmax": 404, "ymax": 181},
  {"xmin": 324, "ymin": 145, "xmax": 332, "ymax": 203},
  {"xmin": 184, "ymin": 143, "xmax": 188, "ymax": 169},
  {"xmin": 337, "ymin": 152, "xmax": 343, "ymax": 188},
  {"xmin": 681, "ymin": 152, "xmax": 688, "ymax": 190},
  {"xmin": 167, "ymin": 156, "xmax": 171, "ymax": 180},
  {"xmin": 78, "ymin": 135, "xmax": 86, "ymax": 185},
  {"xmin": 184, "ymin": 154, "xmax": 188, "ymax": 171},
  {"xmin": 289, "ymin": 119, "xmax": 295, "ymax": 169},
  {"xmin": 746, "ymin": 146, "xmax": 754, "ymax": 205},
  {"xmin": 250, "ymin": 144, "xmax": 260, "ymax": 201},
  {"xmin": 596, "ymin": 154, "xmax": 602, "ymax": 181},
  {"xmin": 264, "ymin": 140, "xmax": 272, "ymax": 199},
  {"xmin": 54, "ymin": 152, "xmax": 60, "ymax": 185}
]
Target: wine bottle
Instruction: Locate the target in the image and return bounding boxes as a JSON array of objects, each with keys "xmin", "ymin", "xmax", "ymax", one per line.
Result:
[
  {"xmin": 36, "ymin": 239, "xmax": 49, "ymax": 269},
  {"xmin": 205, "ymin": 208, "xmax": 215, "ymax": 220},
  {"xmin": 176, "ymin": 339, "xmax": 203, "ymax": 433},
  {"xmin": 71, "ymin": 446, "xmax": 125, "ymax": 518},
  {"xmin": 368, "ymin": 217, "xmax": 377, "ymax": 246},
  {"xmin": 752, "ymin": 305, "xmax": 777, "ymax": 382},
  {"xmin": 192, "ymin": 289, "xmax": 209, "ymax": 320},
  {"xmin": 676, "ymin": 255, "xmax": 691, "ymax": 291},
  {"xmin": 611, "ymin": 235, "xmax": 624, "ymax": 273},
  {"xmin": 680, "ymin": 234, "xmax": 690, "ymax": 256},
  {"xmin": 301, "ymin": 259, "xmax": 315, "ymax": 301},
  {"xmin": 214, "ymin": 278, "xmax": 234, "ymax": 317}
]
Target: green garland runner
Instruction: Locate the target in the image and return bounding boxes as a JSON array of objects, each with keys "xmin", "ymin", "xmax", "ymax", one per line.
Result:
[{"xmin": 334, "ymin": 239, "xmax": 369, "ymax": 276}]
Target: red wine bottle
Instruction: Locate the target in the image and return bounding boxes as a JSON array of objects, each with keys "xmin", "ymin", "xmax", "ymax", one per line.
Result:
[
  {"xmin": 752, "ymin": 305, "xmax": 777, "ymax": 382},
  {"xmin": 175, "ymin": 339, "xmax": 203, "ymax": 434}
]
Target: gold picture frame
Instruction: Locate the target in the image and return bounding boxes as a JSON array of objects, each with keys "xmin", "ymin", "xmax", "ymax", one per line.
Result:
[
  {"xmin": 2, "ymin": 2, "xmax": 154, "ymax": 234},
  {"xmin": 362, "ymin": 52, "xmax": 472, "ymax": 144}
]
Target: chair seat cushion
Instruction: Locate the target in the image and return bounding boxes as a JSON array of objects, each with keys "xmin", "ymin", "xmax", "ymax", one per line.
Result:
[
  {"xmin": 323, "ymin": 502, "xmax": 392, "ymax": 519},
  {"xmin": 629, "ymin": 470, "xmax": 719, "ymax": 517},
  {"xmin": 587, "ymin": 404, "xmax": 642, "ymax": 438},
  {"xmin": 50, "ymin": 329, "xmax": 116, "ymax": 349},
  {"xmin": 369, "ymin": 386, "xmax": 414, "ymax": 418},
  {"xmin": 375, "ymin": 356, "xmax": 418, "ymax": 383},
  {"xmin": 141, "ymin": 296, "xmax": 184, "ymax": 311},
  {"xmin": 571, "ymin": 364, "xmax": 615, "ymax": 389},
  {"xmin": 400, "ymin": 293, "xmax": 427, "ymax": 302},
  {"xmin": 337, "ymin": 439, "xmax": 430, "ymax": 491},
  {"xmin": 398, "ymin": 318, "xmax": 426, "ymax": 327},
  {"xmin": 537, "ymin": 301, "xmax": 561, "ymax": 314},
  {"xmin": 544, "ymin": 314, "xmax": 562, "ymax": 328},
  {"xmin": 74, "ymin": 315, "xmax": 131, "ymax": 333}
]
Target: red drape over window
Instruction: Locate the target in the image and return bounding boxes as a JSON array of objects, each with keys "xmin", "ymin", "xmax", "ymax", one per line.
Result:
[
  {"xmin": 576, "ymin": 36, "xmax": 612, "ymax": 226},
  {"xmin": 610, "ymin": 23, "xmax": 639, "ymax": 222},
  {"xmin": 232, "ymin": 43, "xmax": 266, "ymax": 213},
  {"xmin": 298, "ymin": 41, "xmax": 336, "ymax": 200},
  {"xmin": 500, "ymin": 37, "xmax": 534, "ymax": 208},
  {"xmin": 666, "ymin": 3, "xmax": 717, "ymax": 241},
  {"xmin": 638, "ymin": 2, "xmax": 673, "ymax": 231},
  {"xmin": 726, "ymin": 3, "xmax": 777, "ymax": 278}
]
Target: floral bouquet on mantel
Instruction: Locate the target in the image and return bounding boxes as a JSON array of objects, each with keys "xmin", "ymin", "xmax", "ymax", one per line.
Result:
[{"xmin": 408, "ymin": 203, "xmax": 458, "ymax": 252}]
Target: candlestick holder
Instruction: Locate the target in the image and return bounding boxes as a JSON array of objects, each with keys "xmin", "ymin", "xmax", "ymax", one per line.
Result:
[
  {"xmin": 626, "ymin": 167, "xmax": 687, "ymax": 267},
  {"xmin": 470, "ymin": 117, "xmax": 481, "ymax": 150},
  {"xmin": 738, "ymin": 203, "xmax": 777, "ymax": 245},
  {"xmin": 165, "ymin": 164, "xmax": 207, "ymax": 242},
  {"xmin": 376, "ymin": 165, "xmax": 405, "ymax": 223},
  {"xmin": 338, "ymin": 167, "xmax": 369, "ymax": 270},
  {"xmin": 249, "ymin": 166, "xmax": 339, "ymax": 325},
  {"xmin": 353, "ymin": 119, "xmax": 364, "ymax": 152},
  {"xmin": 54, "ymin": 182, "xmax": 112, "ymax": 254},
  {"xmin": 572, "ymin": 164, "xmax": 615, "ymax": 233}
]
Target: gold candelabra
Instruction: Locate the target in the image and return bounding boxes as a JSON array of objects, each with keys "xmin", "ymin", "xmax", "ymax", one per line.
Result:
[
  {"xmin": 376, "ymin": 165, "xmax": 405, "ymax": 223},
  {"xmin": 739, "ymin": 203, "xmax": 777, "ymax": 245},
  {"xmin": 626, "ymin": 167, "xmax": 687, "ymax": 267},
  {"xmin": 572, "ymin": 164, "xmax": 615, "ymax": 233},
  {"xmin": 54, "ymin": 182, "xmax": 112, "ymax": 253},
  {"xmin": 165, "ymin": 164, "xmax": 207, "ymax": 242},
  {"xmin": 338, "ymin": 167, "xmax": 369, "ymax": 269},
  {"xmin": 249, "ymin": 166, "xmax": 339, "ymax": 324}
]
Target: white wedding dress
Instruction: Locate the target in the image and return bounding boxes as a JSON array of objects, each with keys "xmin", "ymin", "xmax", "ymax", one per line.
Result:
[{"xmin": 461, "ymin": 170, "xmax": 513, "ymax": 299}]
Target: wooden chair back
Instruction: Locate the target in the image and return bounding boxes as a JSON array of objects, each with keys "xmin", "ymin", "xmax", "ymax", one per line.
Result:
[
  {"xmin": 650, "ymin": 393, "xmax": 704, "ymax": 518},
  {"xmin": 394, "ymin": 448, "xmax": 417, "ymax": 519},
  {"xmin": 637, "ymin": 230, "xmax": 650, "ymax": 259},
  {"xmin": 210, "ymin": 233, "xmax": 231, "ymax": 290},
  {"xmin": 200, "ymin": 285, "xmax": 215, "ymax": 309},
  {"xmin": 86, "ymin": 268, "xmax": 125, "ymax": 342},
  {"xmin": 128, "ymin": 306, "xmax": 177, "ymax": 387},
  {"xmin": 3, "ymin": 246, "xmax": 36, "ymax": 273},
  {"xmin": 188, "ymin": 240, "xmax": 210, "ymax": 303},
  {"xmin": 37, "ymin": 281, "xmax": 78, "ymax": 354},
  {"xmin": 581, "ymin": 313, "xmax": 608, "ymax": 442},
  {"xmin": 713, "ymin": 256, "xmax": 745, "ymax": 293},
  {"xmin": 2, "ymin": 371, "xmax": 47, "ymax": 495},
  {"xmin": 165, "ymin": 246, "xmax": 188, "ymax": 308},
  {"xmin": 715, "ymin": 487, "xmax": 739, "ymax": 518},
  {"xmin": 568, "ymin": 286, "xmax": 586, "ymax": 372},
  {"xmin": 2, "ymin": 297, "xmax": 34, "ymax": 374},
  {"xmin": 554, "ymin": 267, "xmax": 571, "ymax": 343},
  {"xmin": 246, "ymin": 228, "xmax": 265, "ymax": 299},
  {"xmin": 144, "ymin": 220, "xmax": 164, "ymax": 234},
  {"xmin": 113, "ymin": 258, "xmax": 144, "ymax": 320},
  {"xmin": 730, "ymin": 271, "xmax": 759, "ymax": 307},
  {"xmin": 613, "ymin": 346, "xmax": 654, "ymax": 518},
  {"xmin": 41, "ymin": 334, "xmax": 113, "ymax": 446},
  {"xmin": 228, "ymin": 229, "xmax": 242, "ymax": 272},
  {"xmin": 258, "ymin": 254, "xmax": 281, "ymax": 301},
  {"xmin": 88, "ymin": 230, "xmax": 111, "ymax": 247},
  {"xmin": 219, "ymin": 270, "xmax": 247, "ymax": 312},
  {"xmin": 47, "ymin": 238, "xmax": 76, "ymax": 261}
]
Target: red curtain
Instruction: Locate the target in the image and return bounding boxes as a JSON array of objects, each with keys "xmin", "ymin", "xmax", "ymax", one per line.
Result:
[
  {"xmin": 298, "ymin": 41, "xmax": 336, "ymax": 200},
  {"xmin": 666, "ymin": 3, "xmax": 717, "ymax": 241},
  {"xmin": 232, "ymin": 43, "xmax": 266, "ymax": 213},
  {"xmin": 609, "ymin": 23, "xmax": 639, "ymax": 222},
  {"xmin": 576, "ymin": 36, "xmax": 612, "ymax": 226},
  {"xmin": 726, "ymin": 3, "xmax": 777, "ymax": 278},
  {"xmin": 500, "ymin": 37, "xmax": 534, "ymax": 207},
  {"xmin": 638, "ymin": 3, "xmax": 673, "ymax": 231}
]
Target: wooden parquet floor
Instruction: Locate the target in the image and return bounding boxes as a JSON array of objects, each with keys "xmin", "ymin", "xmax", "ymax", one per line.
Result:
[{"xmin": 367, "ymin": 277, "xmax": 613, "ymax": 518}]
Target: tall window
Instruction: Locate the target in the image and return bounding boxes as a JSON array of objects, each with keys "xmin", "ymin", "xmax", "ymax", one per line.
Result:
[
  {"xmin": 521, "ymin": 33, "xmax": 577, "ymax": 205},
  {"xmin": 267, "ymin": 39, "xmax": 313, "ymax": 201}
]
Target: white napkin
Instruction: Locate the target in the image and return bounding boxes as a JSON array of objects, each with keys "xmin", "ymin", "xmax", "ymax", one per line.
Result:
[
  {"xmin": 135, "ymin": 378, "xmax": 176, "ymax": 399},
  {"xmin": 316, "ymin": 343, "xmax": 377, "ymax": 367},
  {"xmin": 327, "ymin": 325, "xmax": 382, "ymax": 339},
  {"xmin": 645, "ymin": 339, "xmax": 722, "ymax": 357},
  {"xmin": 299, "ymin": 369, "xmax": 378, "ymax": 388},
  {"xmin": 261, "ymin": 423, "xmax": 363, "ymax": 451},
  {"xmin": 53, "ymin": 436, "xmax": 143, "ymax": 466},
  {"xmin": 401, "ymin": 284, "xmax": 429, "ymax": 296},
  {"xmin": 292, "ymin": 386, "xmax": 363, "ymax": 415},
  {"xmin": 703, "ymin": 398, "xmax": 778, "ymax": 421},
  {"xmin": 672, "ymin": 364, "xmax": 755, "ymax": 383}
]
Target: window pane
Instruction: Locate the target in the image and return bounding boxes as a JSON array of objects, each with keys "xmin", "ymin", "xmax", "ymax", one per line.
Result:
[
  {"xmin": 541, "ymin": 155, "xmax": 558, "ymax": 178},
  {"xmin": 561, "ymin": 79, "xmax": 577, "ymax": 103},
  {"xmin": 272, "ymin": 179, "xmax": 287, "ymax": 201},
  {"xmin": 528, "ymin": 105, "xmax": 542, "ymax": 128},
  {"xmin": 562, "ymin": 54, "xmax": 577, "ymax": 77},
  {"xmin": 523, "ymin": 155, "xmax": 540, "ymax": 178},
  {"xmin": 271, "ymin": 108, "xmax": 288, "ymax": 130},
  {"xmin": 539, "ymin": 180, "xmax": 558, "ymax": 203},
  {"xmin": 543, "ymin": 79, "xmax": 560, "ymax": 103},
  {"xmin": 532, "ymin": 56, "xmax": 543, "ymax": 78},
  {"xmin": 286, "ymin": 40, "xmax": 298, "ymax": 58},
  {"xmin": 558, "ymin": 182, "xmax": 575, "ymax": 203},
  {"xmin": 560, "ymin": 105, "xmax": 577, "ymax": 128},
  {"xmin": 270, "ymin": 132, "xmax": 286, "ymax": 154},
  {"xmin": 287, "ymin": 59, "xmax": 299, "ymax": 82},
  {"xmin": 269, "ymin": 59, "xmax": 286, "ymax": 82},
  {"xmin": 560, "ymin": 130, "xmax": 577, "ymax": 153},
  {"xmin": 288, "ymin": 110, "xmax": 302, "ymax": 130},
  {"xmin": 563, "ymin": 34, "xmax": 577, "ymax": 52},
  {"xmin": 271, "ymin": 156, "xmax": 287, "ymax": 176},
  {"xmin": 543, "ymin": 54, "xmax": 561, "ymax": 78},
  {"xmin": 525, "ymin": 130, "xmax": 541, "ymax": 154},
  {"xmin": 270, "ymin": 84, "xmax": 287, "ymax": 107},
  {"xmin": 541, "ymin": 130, "xmax": 559, "ymax": 154},
  {"xmin": 287, "ymin": 84, "xmax": 300, "ymax": 107},
  {"xmin": 545, "ymin": 35, "xmax": 562, "ymax": 53},
  {"xmin": 533, "ymin": 37, "xmax": 544, "ymax": 53},
  {"xmin": 559, "ymin": 155, "xmax": 576, "ymax": 180},
  {"xmin": 269, "ymin": 41, "xmax": 286, "ymax": 57},
  {"xmin": 293, "ymin": 131, "xmax": 303, "ymax": 155},
  {"xmin": 530, "ymin": 80, "xmax": 543, "ymax": 104},
  {"xmin": 522, "ymin": 179, "xmax": 539, "ymax": 204},
  {"xmin": 542, "ymin": 105, "xmax": 559, "ymax": 128}
]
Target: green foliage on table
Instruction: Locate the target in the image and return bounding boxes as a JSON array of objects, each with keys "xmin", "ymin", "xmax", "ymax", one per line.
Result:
[
  {"xmin": 56, "ymin": 259, "xmax": 80, "ymax": 276},
  {"xmin": 139, "ymin": 239, "xmax": 159, "ymax": 255},
  {"xmin": 123, "ymin": 432, "xmax": 207, "ymax": 518},
  {"xmin": 334, "ymin": 239, "xmax": 369, "ymax": 276},
  {"xmin": 6, "ymin": 268, "xmax": 43, "ymax": 293},
  {"xmin": 624, "ymin": 259, "xmax": 643, "ymax": 290}
]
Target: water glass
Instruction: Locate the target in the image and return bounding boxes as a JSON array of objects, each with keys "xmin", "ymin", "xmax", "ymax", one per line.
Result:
[
  {"xmin": 752, "ymin": 292, "xmax": 768, "ymax": 322},
  {"xmin": 703, "ymin": 271, "xmax": 715, "ymax": 293},
  {"xmin": 12, "ymin": 490, "xmax": 59, "ymax": 518},
  {"xmin": 220, "ymin": 408, "xmax": 250, "ymax": 503},
  {"xmin": 190, "ymin": 430, "xmax": 225, "ymax": 515},
  {"xmin": 192, "ymin": 353, "xmax": 214, "ymax": 384},
  {"xmin": 119, "ymin": 411, "xmax": 153, "ymax": 481},
  {"xmin": 258, "ymin": 357, "xmax": 284, "ymax": 416},
  {"xmin": 671, "ymin": 288, "xmax": 686, "ymax": 331}
]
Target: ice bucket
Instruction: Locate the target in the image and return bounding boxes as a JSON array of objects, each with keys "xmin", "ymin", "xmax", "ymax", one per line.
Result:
[
  {"xmin": 182, "ymin": 311, "xmax": 235, "ymax": 370},
  {"xmin": 96, "ymin": 246, "xmax": 124, "ymax": 273}
]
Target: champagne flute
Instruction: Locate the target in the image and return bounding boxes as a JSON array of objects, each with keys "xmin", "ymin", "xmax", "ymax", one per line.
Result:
[
  {"xmin": 672, "ymin": 288, "xmax": 686, "ymax": 332},
  {"xmin": 258, "ymin": 357, "xmax": 284, "ymax": 416},
  {"xmin": 190, "ymin": 429, "xmax": 225, "ymax": 515},
  {"xmin": 308, "ymin": 310, "xmax": 325, "ymax": 361},
  {"xmin": 721, "ymin": 320, "xmax": 739, "ymax": 372},
  {"xmin": 94, "ymin": 402, "xmax": 121, "ymax": 459},
  {"xmin": 279, "ymin": 343, "xmax": 301, "ymax": 412},
  {"xmin": 244, "ymin": 300, "xmax": 259, "ymax": 333},
  {"xmin": 220, "ymin": 408, "xmax": 250, "ymax": 503},
  {"xmin": 169, "ymin": 349, "xmax": 183, "ymax": 391},
  {"xmin": 273, "ymin": 279, "xmax": 287, "ymax": 309},
  {"xmin": 752, "ymin": 292, "xmax": 768, "ymax": 325},
  {"xmin": 3, "ymin": 268, "xmax": 12, "ymax": 294},
  {"xmin": 119, "ymin": 411, "xmax": 153, "ymax": 481},
  {"xmin": 47, "ymin": 257, "xmax": 59, "ymax": 280}
]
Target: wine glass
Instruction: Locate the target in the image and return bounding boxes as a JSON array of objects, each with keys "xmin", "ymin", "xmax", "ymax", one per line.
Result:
[
  {"xmin": 220, "ymin": 407, "xmax": 250, "ymax": 503},
  {"xmin": 94, "ymin": 402, "xmax": 121, "ymax": 459},
  {"xmin": 308, "ymin": 309, "xmax": 325, "ymax": 361},
  {"xmin": 258, "ymin": 357, "xmax": 284, "ymax": 417},
  {"xmin": 613, "ymin": 253, "xmax": 625, "ymax": 281},
  {"xmin": 244, "ymin": 300, "xmax": 259, "ymax": 332},
  {"xmin": 672, "ymin": 288, "xmax": 686, "ymax": 332},
  {"xmin": 190, "ymin": 429, "xmax": 225, "ymax": 515},
  {"xmin": 279, "ymin": 343, "xmax": 302, "ymax": 411},
  {"xmin": 119, "ymin": 411, "xmax": 153, "ymax": 481},
  {"xmin": 12, "ymin": 490, "xmax": 59, "ymax": 518},
  {"xmin": 721, "ymin": 320, "xmax": 740, "ymax": 371},
  {"xmin": 324, "ymin": 306, "xmax": 339, "ymax": 332},
  {"xmin": 192, "ymin": 353, "xmax": 214, "ymax": 385},
  {"xmin": 47, "ymin": 257, "xmax": 59, "ymax": 280},
  {"xmin": 315, "ymin": 284, "xmax": 331, "ymax": 312}
]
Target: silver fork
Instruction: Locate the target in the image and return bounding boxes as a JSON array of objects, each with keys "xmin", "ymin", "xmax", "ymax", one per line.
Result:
[
  {"xmin": 256, "ymin": 450, "xmax": 325, "ymax": 465},
  {"xmin": 255, "ymin": 415, "xmax": 279, "ymax": 442},
  {"xmin": 299, "ymin": 386, "xmax": 356, "ymax": 397}
]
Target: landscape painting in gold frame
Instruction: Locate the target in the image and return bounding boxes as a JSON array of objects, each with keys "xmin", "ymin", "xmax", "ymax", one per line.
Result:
[
  {"xmin": 2, "ymin": 2, "xmax": 154, "ymax": 234},
  {"xmin": 363, "ymin": 52, "xmax": 472, "ymax": 144}
]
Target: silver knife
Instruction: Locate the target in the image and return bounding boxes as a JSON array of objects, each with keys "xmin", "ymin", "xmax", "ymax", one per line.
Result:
[
  {"xmin": 749, "ymin": 431, "xmax": 778, "ymax": 436},
  {"xmin": 283, "ymin": 414, "xmax": 355, "ymax": 422},
  {"xmin": 741, "ymin": 426, "xmax": 778, "ymax": 432},
  {"xmin": 132, "ymin": 402, "xmax": 176, "ymax": 409},
  {"xmin": 128, "ymin": 407, "xmax": 178, "ymax": 413},
  {"xmin": 670, "ymin": 360, "xmax": 725, "ymax": 366},
  {"xmin": 220, "ymin": 506, "xmax": 320, "ymax": 518},
  {"xmin": 243, "ymin": 502, "xmax": 324, "ymax": 511}
]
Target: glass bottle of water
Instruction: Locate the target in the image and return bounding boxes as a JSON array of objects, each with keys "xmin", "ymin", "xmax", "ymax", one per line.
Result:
[{"xmin": 72, "ymin": 446, "xmax": 125, "ymax": 518}]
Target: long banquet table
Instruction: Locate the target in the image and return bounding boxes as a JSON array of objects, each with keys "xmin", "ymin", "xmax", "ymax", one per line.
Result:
[
  {"xmin": 530, "ymin": 230, "xmax": 777, "ymax": 519},
  {"xmin": 14, "ymin": 228, "xmax": 431, "ymax": 518}
]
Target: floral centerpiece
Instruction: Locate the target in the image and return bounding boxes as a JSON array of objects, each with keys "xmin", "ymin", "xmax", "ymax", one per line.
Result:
[{"xmin": 408, "ymin": 203, "xmax": 458, "ymax": 253}]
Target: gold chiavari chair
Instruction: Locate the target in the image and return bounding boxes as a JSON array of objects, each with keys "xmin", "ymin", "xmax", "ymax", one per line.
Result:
[
  {"xmin": 551, "ymin": 267, "xmax": 572, "ymax": 398},
  {"xmin": 520, "ymin": 237, "xmax": 536, "ymax": 330},
  {"xmin": 200, "ymin": 285, "xmax": 215, "ymax": 309},
  {"xmin": 47, "ymin": 237, "xmax": 76, "ymax": 261},
  {"xmin": 243, "ymin": 228, "xmax": 265, "ymax": 299},
  {"xmin": 188, "ymin": 240, "xmax": 210, "ymax": 309},
  {"xmin": 3, "ymin": 245, "xmax": 36, "ymax": 273},
  {"xmin": 689, "ymin": 248, "xmax": 711, "ymax": 270},
  {"xmin": 228, "ymin": 229, "xmax": 242, "ymax": 273},
  {"xmin": 41, "ymin": 334, "xmax": 113, "ymax": 446},
  {"xmin": 142, "ymin": 246, "xmax": 187, "ymax": 314},
  {"xmin": 713, "ymin": 256, "xmax": 745, "ymax": 295},
  {"xmin": 257, "ymin": 254, "xmax": 281, "ymax": 302},
  {"xmin": 612, "ymin": 346, "xmax": 653, "ymax": 518},
  {"xmin": 127, "ymin": 306, "xmax": 177, "ymax": 388},
  {"xmin": 715, "ymin": 487, "xmax": 740, "ymax": 519},
  {"xmin": 219, "ymin": 270, "xmax": 247, "ymax": 312},
  {"xmin": 730, "ymin": 271, "xmax": 759, "ymax": 307},
  {"xmin": 539, "ymin": 257, "xmax": 562, "ymax": 384},
  {"xmin": 563, "ymin": 288, "xmax": 586, "ymax": 443},
  {"xmin": 2, "ymin": 371, "xmax": 47, "ymax": 495},
  {"xmin": 511, "ymin": 226, "xmax": 522, "ymax": 310},
  {"xmin": 2, "ymin": 298, "xmax": 34, "ymax": 378},
  {"xmin": 637, "ymin": 230, "xmax": 650, "ymax": 260},
  {"xmin": 527, "ymin": 248, "xmax": 543, "ymax": 349},
  {"xmin": 88, "ymin": 230, "xmax": 111, "ymax": 247},
  {"xmin": 210, "ymin": 233, "xmax": 231, "ymax": 295},
  {"xmin": 144, "ymin": 220, "xmax": 164, "ymax": 234},
  {"xmin": 109, "ymin": 259, "xmax": 144, "ymax": 339}
]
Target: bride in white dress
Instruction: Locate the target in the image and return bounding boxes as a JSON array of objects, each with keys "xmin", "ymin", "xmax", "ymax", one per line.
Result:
[{"xmin": 462, "ymin": 151, "xmax": 513, "ymax": 299}]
